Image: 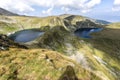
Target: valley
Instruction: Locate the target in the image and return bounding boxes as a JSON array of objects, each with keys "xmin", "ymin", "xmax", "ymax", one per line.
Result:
[{"xmin": 0, "ymin": 10, "xmax": 120, "ymax": 80}]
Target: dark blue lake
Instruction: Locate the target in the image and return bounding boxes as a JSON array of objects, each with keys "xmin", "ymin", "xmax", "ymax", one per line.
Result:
[
  {"xmin": 74, "ymin": 28, "xmax": 103, "ymax": 38},
  {"xmin": 9, "ymin": 29, "xmax": 44, "ymax": 43}
]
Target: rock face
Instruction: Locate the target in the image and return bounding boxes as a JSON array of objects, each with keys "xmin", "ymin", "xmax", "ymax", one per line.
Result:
[{"xmin": 0, "ymin": 34, "xmax": 9, "ymax": 50}]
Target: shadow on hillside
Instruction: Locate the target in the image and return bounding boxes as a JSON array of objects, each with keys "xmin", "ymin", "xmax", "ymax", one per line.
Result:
[
  {"xmin": 78, "ymin": 28, "xmax": 120, "ymax": 79},
  {"xmin": 75, "ymin": 20, "xmax": 103, "ymax": 28},
  {"xmin": 85, "ymin": 28, "xmax": 120, "ymax": 60},
  {"xmin": 64, "ymin": 15, "xmax": 76, "ymax": 21},
  {"xmin": 65, "ymin": 16, "xmax": 104, "ymax": 28}
]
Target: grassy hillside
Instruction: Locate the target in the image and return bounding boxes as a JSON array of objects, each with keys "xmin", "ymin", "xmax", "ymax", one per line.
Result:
[
  {"xmin": 0, "ymin": 48, "xmax": 101, "ymax": 80},
  {"xmin": 0, "ymin": 14, "xmax": 104, "ymax": 34},
  {"xmin": 22, "ymin": 24, "xmax": 120, "ymax": 80},
  {"xmin": 0, "ymin": 14, "xmax": 120, "ymax": 80},
  {"xmin": 105, "ymin": 22, "xmax": 120, "ymax": 29}
]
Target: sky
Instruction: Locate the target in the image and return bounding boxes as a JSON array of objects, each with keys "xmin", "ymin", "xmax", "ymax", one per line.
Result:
[{"xmin": 0, "ymin": 0, "xmax": 120, "ymax": 22}]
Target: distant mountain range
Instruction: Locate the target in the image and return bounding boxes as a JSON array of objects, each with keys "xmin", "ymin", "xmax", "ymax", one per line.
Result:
[
  {"xmin": 95, "ymin": 19, "xmax": 111, "ymax": 24},
  {"xmin": 88, "ymin": 18, "xmax": 111, "ymax": 25},
  {"xmin": 0, "ymin": 7, "xmax": 18, "ymax": 16},
  {"xmin": 0, "ymin": 8, "xmax": 110, "ymax": 25},
  {"xmin": 61, "ymin": 14, "xmax": 111, "ymax": 25}
]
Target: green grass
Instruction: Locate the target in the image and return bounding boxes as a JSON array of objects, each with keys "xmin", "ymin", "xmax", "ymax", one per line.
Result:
[
  {"xmin": 0, "ymin": 15, "xmax": 120, "ymax": 80},
  {"xmin": 0, "ymin": 48, "xmax": 101, "ymax": 80}
]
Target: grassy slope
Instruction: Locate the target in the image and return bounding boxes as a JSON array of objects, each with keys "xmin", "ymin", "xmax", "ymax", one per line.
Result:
[
  {"xmin": 106, "ymin": 22, "xmax": 120, "ymax": 29},
  {"xmin": 25, "ymin": 25, "xmax": 120, "ymax": 80},
  {"xmin": 0, "ymin": 48, "xmax": 101, "ymax": 80},
  {"xmin": 0, "ymin": 15, "xmax": 103, "ymax": 34},
  {"xmin": 0, "ymin": 15, "xmax": 72, "ymax": 34},
  {"xmin": 82, "ymin": 24, "xmax": 120, "ymax": 79},
  {"xmin": 0, "ymin": 15, "xmax": 120, "ymax": 80},
  {"xmin": 26, "ymin": 19, "xmax": 120, "ymax": 80}
]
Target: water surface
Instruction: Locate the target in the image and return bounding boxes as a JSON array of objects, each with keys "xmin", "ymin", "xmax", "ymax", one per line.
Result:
[
  {"xmin": 74, "ymin": 28, "xmax": 103, "ymax": 38},
  {"xmin": 9, "ymin": 29, "xmax": 44, "ymax": 43}
]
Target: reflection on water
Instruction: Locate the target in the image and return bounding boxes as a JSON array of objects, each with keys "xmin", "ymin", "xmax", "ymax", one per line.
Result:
[
  {"xmin": 74, "ymin": 28, "xmax": 103, "ymax": 38},
  {"xmin": 9, "ymin": 29, "xmax": 44, "ymax": 43}
]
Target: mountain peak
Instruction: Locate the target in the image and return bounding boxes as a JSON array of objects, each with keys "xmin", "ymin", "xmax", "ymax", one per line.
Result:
[{"xmin": 0, "ymin": 7, "xmax": 18, "ymax": 16}]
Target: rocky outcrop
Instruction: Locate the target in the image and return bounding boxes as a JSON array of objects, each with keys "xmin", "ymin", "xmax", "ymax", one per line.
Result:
[
  {"xmin": 58, "ymin": 65, "xmax": 79, "ymax": 80},
  {"xmin": 0, "ymin": 34, "xmax": 27, "ymax": 50}
]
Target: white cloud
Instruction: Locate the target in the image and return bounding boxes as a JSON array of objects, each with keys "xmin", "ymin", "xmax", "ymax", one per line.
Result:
[
  {"xmin": 85, "ymin": 0, "xmax": 101, "ymax": 8},
  {"xmin": 14, "ymin": 2, "xmax": 34, "ymax": 12},
  {"xmin": 112, "ymin": 0, "xmax": 120, "ymax": 11},
  {"xmin": 0, "ymin": 0, "xmax": 34, "ymax": 14},
  {"xmin": 61, "ymin": 7, "xmax": 70, "ymax": 12},
  {"xmin": 81, "ymin": 9, "xmax": 91, "ymax": 13},
  {"xmin": 56, "ymin": 0, "xmax": 101, "ymax": 13},
  {"xmin": 42, "ymin": 5, "xmax": 54, "ymax": 15},
  {"xmin": 80, "ymin": 0, "xmax": 101, "ymax": 13},
  {"xmin": 0, "ymin": 0, "xmax": 102, "ymax": 15},
  {"xmin": 114, "ymin": 0, "xmax": 120, "ymax": 5}
]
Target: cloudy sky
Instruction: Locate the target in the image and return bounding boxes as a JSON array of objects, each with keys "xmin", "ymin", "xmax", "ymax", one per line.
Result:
[{"xmin": 0, "ymin": 0, "xmax": 120, "ymax": 22}]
